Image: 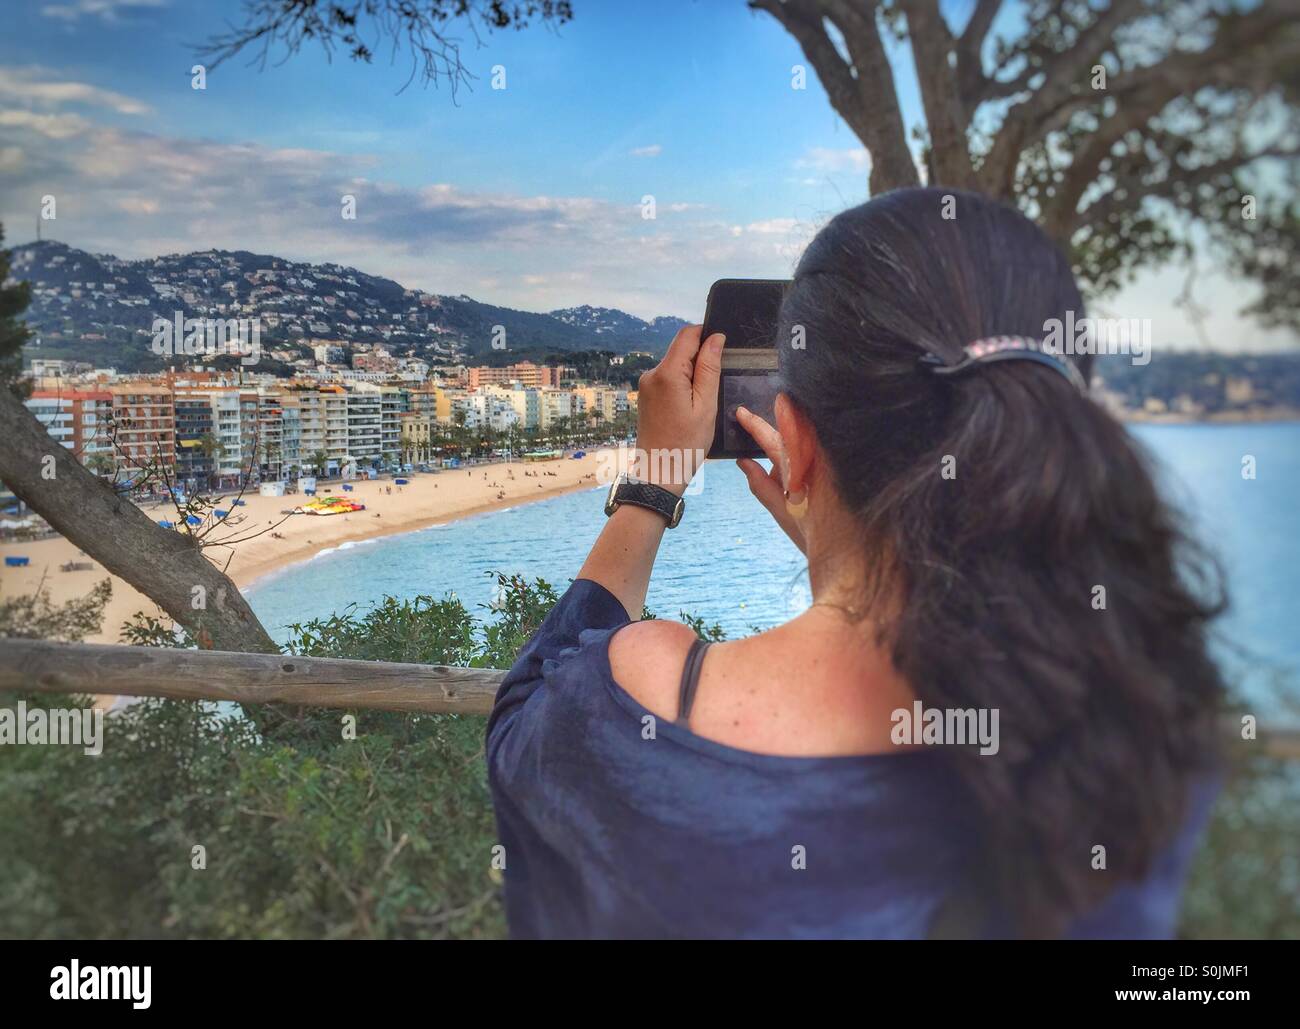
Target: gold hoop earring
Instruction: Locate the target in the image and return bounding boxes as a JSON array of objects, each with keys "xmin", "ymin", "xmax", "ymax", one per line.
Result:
[{"xmin": 784, "ymin": 488, "xmax": 808, "ymax": 519}]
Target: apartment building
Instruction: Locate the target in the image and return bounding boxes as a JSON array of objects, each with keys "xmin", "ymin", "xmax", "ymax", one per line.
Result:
[
  {"xmin": 108, "ymin": 384, "xmax": 176, "ymax": 478},
  {"xmin": 573, "ymin": 386, "xmax": 628, "ymax": 426},
  {"xmin": 466, "ymin": 361, "xmax": 562, "ymax": 390},
  {"xmin": 538, "ymin": 387, "xmax": 577, "ymax": 431},
  {"xmin": 436, "ymin": 387, "xmax": 468, "ymax": 425},
  {"xmin": 378, "ymin": 386, "xmax": 402, "ymax": 460},
  {"xmin": 283, "ymin": 386, "xmax": 327, "ymax": 473},
  {"xmin": 176, "ymin": 386, "xmax": 257, "ymax": 487},
  {"xmin": 173, "ymin": 393, "xmax": 215, "ymax": 489},
  {"xmin": 279, "ymin": 394, "xmax": 302, "ymax": 477},
  {"xmin": 478, "ymin": 384, "xmax": 536, "ymax": 431},
  {"xmin": 24, "ymin": 394, "xmax": 74, "ymax": 450},
  {"xmin": 257, "ymin": 388, "xmax": 284, "ymax": 481},
  {"xmin": 452, "ymin": 391, "xmax": 520, "ymax": 433},
  {"xmin": 25, "ymin": 390, "xmax": 114, "ymax": 466},
  {"xmin": 346, "ymin": 386, "xmax": 383, "ymax": 465},
  {"xmin": 408, "ymin": 385, "xmax": 457, "ymax": 423},
  {"xmin": 21, "ymin": 364, "xmax": 632, "ymax": 486},
  {"xmin": 322, "ymin": 386, "xmax": 350, "ymax": 470}
]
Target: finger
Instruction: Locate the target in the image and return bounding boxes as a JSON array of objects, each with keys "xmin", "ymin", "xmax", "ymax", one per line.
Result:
[
  {"xmin": 739, "ymin": 453, "xmax": 786, "ymax": 492},
  {"xmin": 737, "ymin": 459, "xmax": 804, "ymax": 551},
  {"xmin": 663, "ymin": 324, "xmax": 704, "ymax": 373},
  {"xmin": 692, "ymin": 332, "xmax": 725, "ymax": 406},
  {"xmin": 735, "ymin": 406, "xmax": 785, "ymax": 467},
  {"xmin": 737, "ymin": 458, "xmax": 784, "ymax": 512},
  {"xmin": 765, "ymin": 458, "xmax": 786, "ymax": 492}
]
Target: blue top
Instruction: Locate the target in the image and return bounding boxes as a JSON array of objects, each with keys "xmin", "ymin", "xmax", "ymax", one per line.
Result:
[{"xmin": 485, "ymin": 579, "xmax": 1217, "ymax": 939}]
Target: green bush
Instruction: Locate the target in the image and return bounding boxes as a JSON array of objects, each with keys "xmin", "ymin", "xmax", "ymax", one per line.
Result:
[
  {"xmin": 1, "ymin": 574, "xmax": 1297, "ymax": 938},
  {"xmin": 0, "ymin": 574, "xmax": 547, "ymax": 939}
]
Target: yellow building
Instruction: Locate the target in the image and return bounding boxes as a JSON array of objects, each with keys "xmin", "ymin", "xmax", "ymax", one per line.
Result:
[{"xmin": 400, "ymin": 411, "xmax": 438, "ymax": 464}]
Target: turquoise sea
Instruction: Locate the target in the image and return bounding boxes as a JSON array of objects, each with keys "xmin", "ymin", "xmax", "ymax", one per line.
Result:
[{"xmin": 246, "ymin": 423, "xmax": 1300, "ymax": 708}]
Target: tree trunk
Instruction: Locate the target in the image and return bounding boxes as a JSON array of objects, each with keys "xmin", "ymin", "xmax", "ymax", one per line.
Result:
[{"xmin": 0, "ymin": 388, "xmax": 278, "ymax": 654}]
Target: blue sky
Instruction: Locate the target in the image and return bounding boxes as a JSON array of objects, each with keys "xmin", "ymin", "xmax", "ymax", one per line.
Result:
[{"xmin": 0, "ymin": 0, "xmax": 1291, "ymax": 349}]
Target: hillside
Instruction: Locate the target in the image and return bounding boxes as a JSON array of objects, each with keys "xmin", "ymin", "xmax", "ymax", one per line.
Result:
[{"xmin": 9, "ymin": 240, "xmax": 688, "ymax": 371}]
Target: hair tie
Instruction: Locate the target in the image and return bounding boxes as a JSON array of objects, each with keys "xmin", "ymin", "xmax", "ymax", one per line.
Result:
[{"xmin": 919, "ymin": 335, "xmax": 1086, "ymax": 392}]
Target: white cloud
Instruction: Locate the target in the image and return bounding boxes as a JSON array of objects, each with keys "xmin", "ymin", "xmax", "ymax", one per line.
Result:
[
  {"xmin": 796, "ymin": 146, "xmax": 871, "ymax": 174},
  {"xmin": 630, "ymin": 144, "xmax": 662, "ymax": 158},
  {"xmin": 0, "ymin": 109, "xmax": 91, "ymax": 139},
  {"xmin": 0, "ymin": 67, "xmax": 151, "ymax": 115},
  {"xmin": 742, "ymin": 218, "xmax": 802, "ymax": 235},
  {"xmin": 40, "ymin": 0, "xmax": 166, "ymax": 23},
  {"xmin": 0, "ymin": 115, "xmax": 804, "ymax": 319}
]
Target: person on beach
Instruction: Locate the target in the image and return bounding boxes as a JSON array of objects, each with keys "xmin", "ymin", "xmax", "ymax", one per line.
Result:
[{"xmin": 485, "ymin": 188, "xmax": 1225, "ymax": 940}]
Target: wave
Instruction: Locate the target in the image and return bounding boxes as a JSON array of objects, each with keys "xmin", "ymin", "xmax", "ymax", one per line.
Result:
[{"xmin": 311, "ymin": 537, "xmax": 379, "ymax": 561}]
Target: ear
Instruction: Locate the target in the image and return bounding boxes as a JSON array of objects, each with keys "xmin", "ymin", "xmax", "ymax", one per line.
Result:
[{"xmin": 775, "ymin": 393, "xmax": 816, "ymax": 494}]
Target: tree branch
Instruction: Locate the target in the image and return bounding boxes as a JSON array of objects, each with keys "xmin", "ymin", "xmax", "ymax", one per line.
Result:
[
  {"xmin": 1042, "ymin": 6, "xmax": 1299, "ymax": 238},
  {"xmin": 902, "ymin": 0, "xmax": 976, "ymax": 187},
  {"xmin": 980, "ymin": 0, "xmax": 1147, "ymax": 196},
  {"xmin": 0, "ymin": 388, "xmax": 278, "ymax": 654},
  {"xmin": 751, "ymin": 0, "xmax": 920, "ymax": 192},
  {"xmin": 956, "ymin": 0, "xmax": 1002, "ymax": 101}
]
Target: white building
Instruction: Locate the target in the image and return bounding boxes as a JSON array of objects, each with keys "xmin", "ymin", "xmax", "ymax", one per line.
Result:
[{"xmin": 454, "ymin": 391, "xmax": 521, "ymax": 433}]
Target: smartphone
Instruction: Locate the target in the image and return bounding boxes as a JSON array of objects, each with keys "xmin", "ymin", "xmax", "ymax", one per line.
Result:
[{"xmin": 702, "ymin": 278, "xmax": 790, "ymax": 459}]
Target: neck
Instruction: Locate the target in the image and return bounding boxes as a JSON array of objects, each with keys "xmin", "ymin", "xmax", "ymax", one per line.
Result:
[{"xmin": 805, "ymin": 539, "xmax": 899, "ymax": 629}]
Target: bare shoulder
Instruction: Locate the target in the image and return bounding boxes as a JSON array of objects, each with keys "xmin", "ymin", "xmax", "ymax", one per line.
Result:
[
  {"xmin": 607, "ymin": 618, "xmax": 699, "ymax": 720},
  {"xmin": 611, "ymin": 616, "xmax": 917, "ymax": 757}
]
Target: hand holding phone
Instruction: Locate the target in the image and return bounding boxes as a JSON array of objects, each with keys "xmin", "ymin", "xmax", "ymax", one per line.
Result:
[{"xmin": 632, "ymin": 325, "xmax": 724, "ymax": 494}]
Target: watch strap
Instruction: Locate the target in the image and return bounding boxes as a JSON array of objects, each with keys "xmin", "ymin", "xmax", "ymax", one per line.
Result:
[{"xmin": 609, "ymin": 479, "xmax": 682, "ymax": 527}]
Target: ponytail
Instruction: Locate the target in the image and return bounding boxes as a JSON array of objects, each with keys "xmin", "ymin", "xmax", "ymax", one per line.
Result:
[{"xmin": 779, "ymin": 189, "xmax": 1226, "ymax": 936}]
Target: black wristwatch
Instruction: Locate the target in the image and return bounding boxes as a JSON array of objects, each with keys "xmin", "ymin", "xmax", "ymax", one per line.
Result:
[{"xmin": 604, "ymin": 475, "xmax": 685, "ymax": 528}]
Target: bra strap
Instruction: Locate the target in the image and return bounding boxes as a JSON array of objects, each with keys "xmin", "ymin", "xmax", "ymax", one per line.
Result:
[{"xmin": 675, "ymin": 639, "xmax": 712, "ymax": 727}]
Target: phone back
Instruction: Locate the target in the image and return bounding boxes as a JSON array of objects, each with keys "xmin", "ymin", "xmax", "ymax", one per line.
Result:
[{"xmin": 702, "ymin": 278, "xmax": 789, "ymax": 459}]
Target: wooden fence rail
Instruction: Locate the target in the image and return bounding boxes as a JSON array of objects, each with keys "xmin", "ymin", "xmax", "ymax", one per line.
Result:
[
  {"xmin": 1, "ymin": 638, "xmax": 502, "ymax": 715},
  {"xmin": 3, "ymin": 637, "xmax": 1299, "ymax": 761}
]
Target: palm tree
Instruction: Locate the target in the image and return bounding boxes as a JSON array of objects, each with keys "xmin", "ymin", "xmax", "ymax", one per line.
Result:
[
  {"xmin": 84, "ymin": 452, "xmax": 115, "ymax": 478},
  {"xmin": 196, "ymin": 432, "xmax": 222, "ymax": 490}
]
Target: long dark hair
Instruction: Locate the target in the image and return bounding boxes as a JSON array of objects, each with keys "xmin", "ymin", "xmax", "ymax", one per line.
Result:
[{"xmin": 778, "ymin": 188, "xmax": 1226, "ymax": 937}]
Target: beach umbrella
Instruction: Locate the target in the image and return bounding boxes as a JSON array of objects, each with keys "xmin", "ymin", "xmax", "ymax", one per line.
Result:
[
  {"xmin": 186, "ymin": 515, "xmax": 202, "ymax": 526},
  {"xmin": 214, "ymin": 509, "xmax": 229, "ymax": 519},
  {"xmin": 157, "ymin": 520, "xmax": 174, "ymax": 528}
]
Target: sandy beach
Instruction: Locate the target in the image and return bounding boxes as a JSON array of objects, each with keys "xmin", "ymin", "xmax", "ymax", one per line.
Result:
[{"xmin": 1, "ymin": 451, "xmax": 612, "ymax": 644}]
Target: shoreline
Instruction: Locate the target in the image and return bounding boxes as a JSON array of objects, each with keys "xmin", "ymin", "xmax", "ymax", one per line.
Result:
[
  {"xmin": 0, "ymin": 450, "xmax": 613, "ymax": 644},
  {"xmin": 1119, "ymin": 409, "xmax": 1300, "ymax": 425},
  {"xmin": 237, "ymin": 474, "xmax": 605, "ymax": 594}
]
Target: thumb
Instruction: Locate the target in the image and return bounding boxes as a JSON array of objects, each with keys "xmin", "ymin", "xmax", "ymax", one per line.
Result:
[{"xmin": 692, "ymin": 333, "xmax": 725, "ymax": 404}]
